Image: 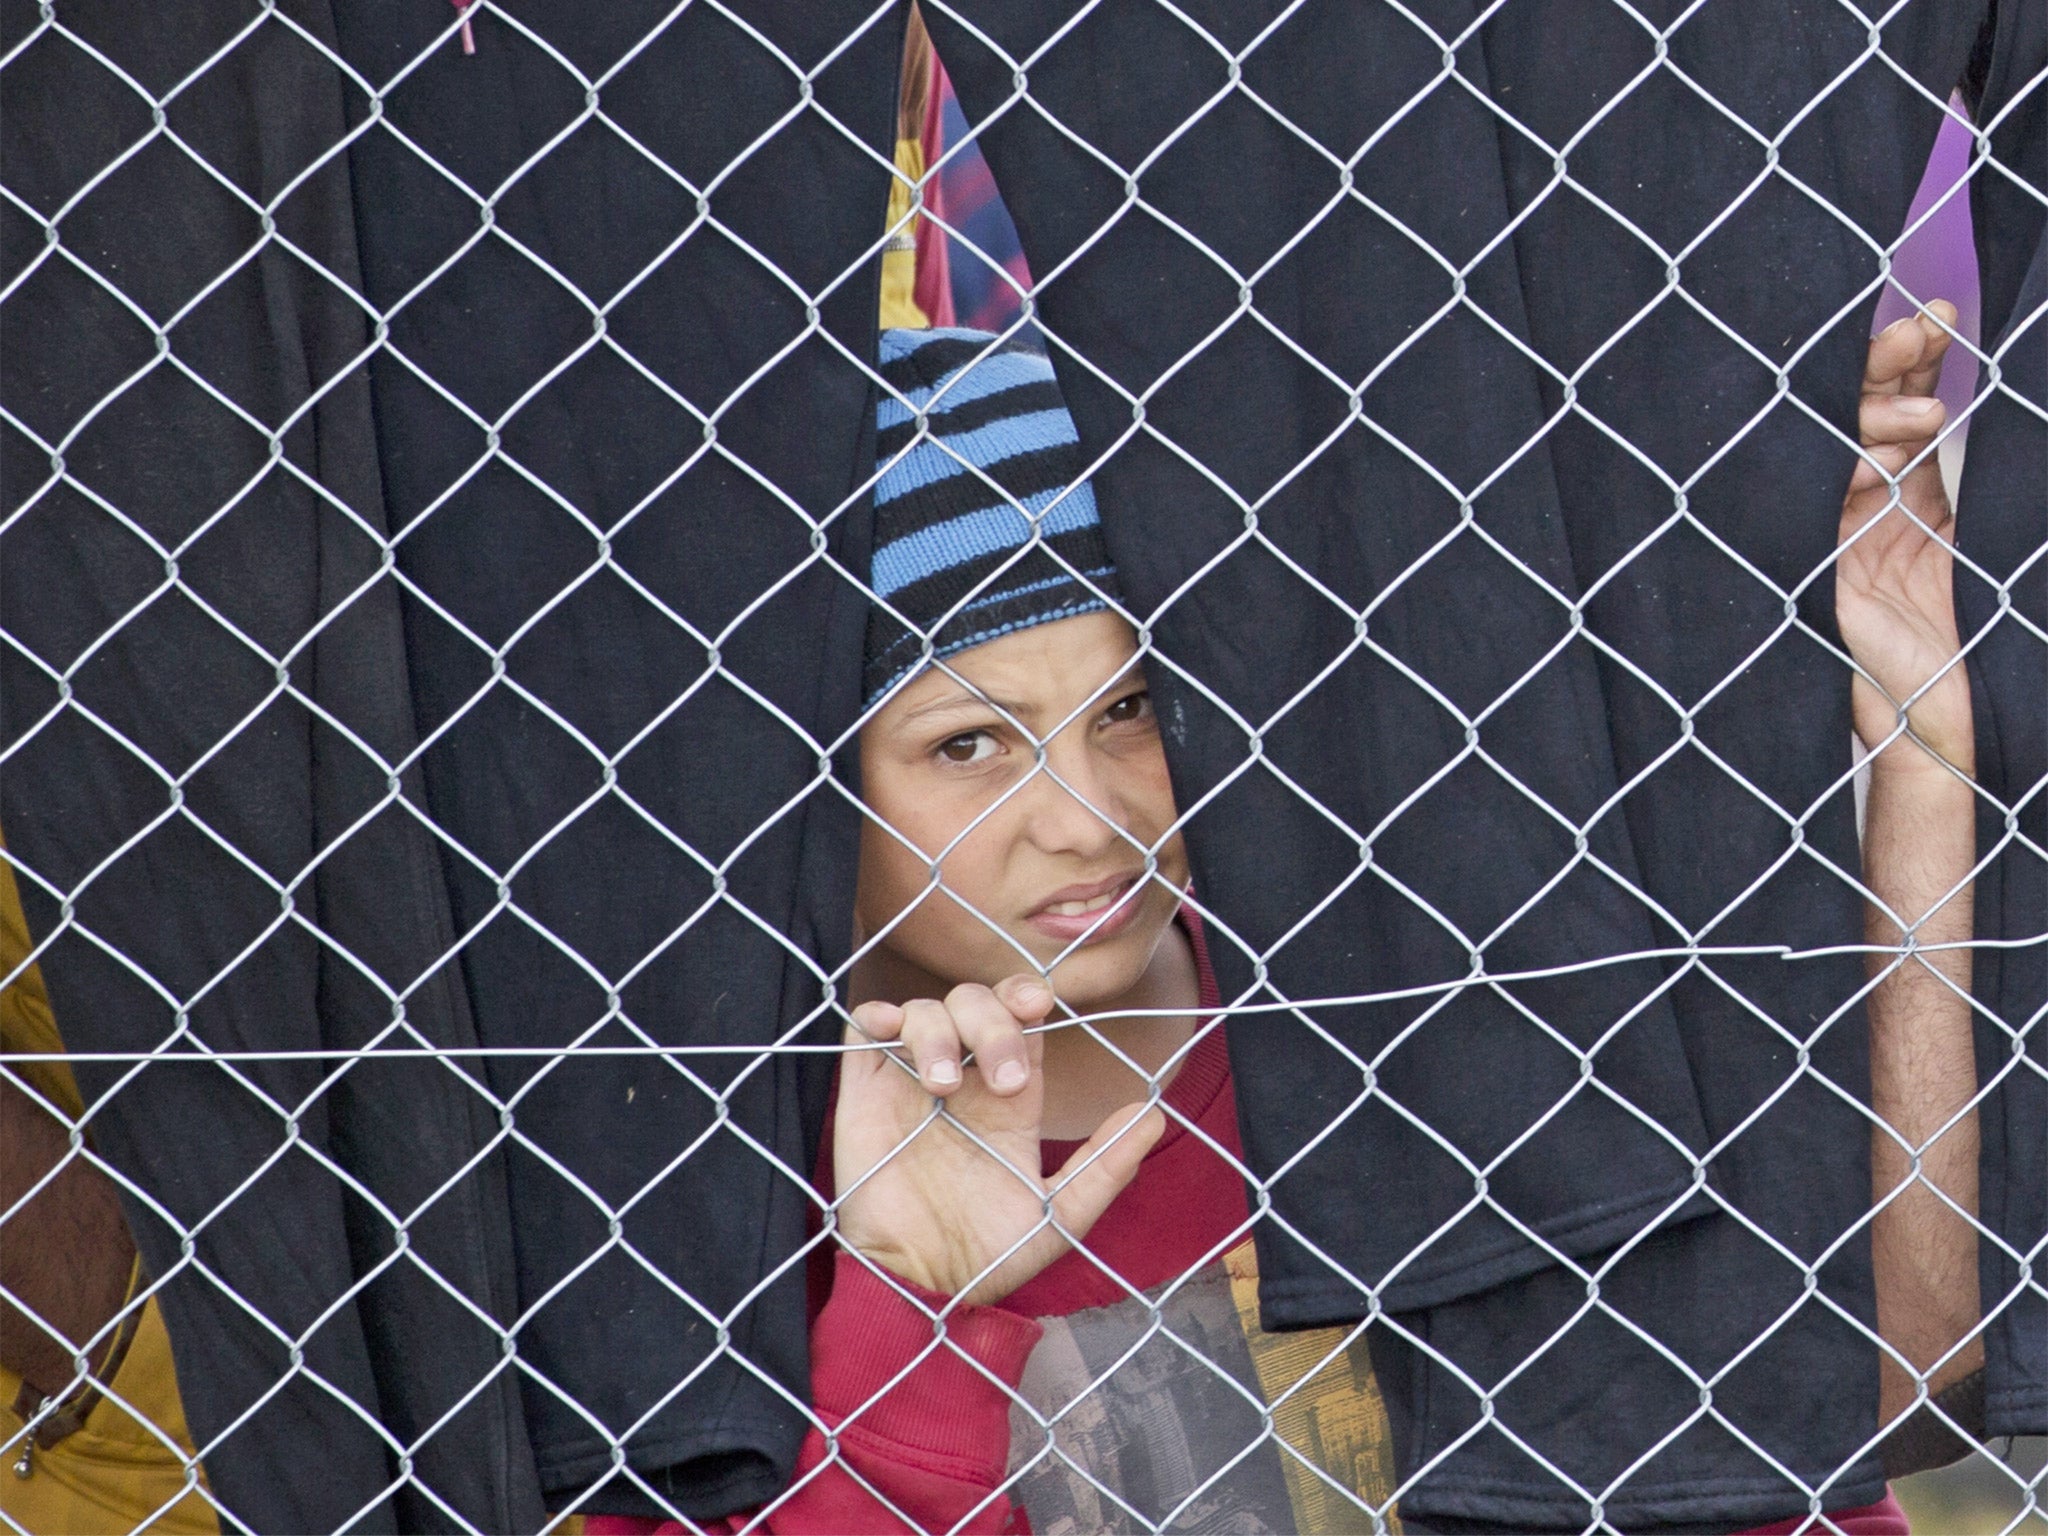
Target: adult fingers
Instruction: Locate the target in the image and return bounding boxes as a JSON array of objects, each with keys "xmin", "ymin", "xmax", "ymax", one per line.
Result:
[
  {"xmin": 1845, "ymin": 440, "xmax": 1931, "ymax": 496},
  {"xmin": 1858, "ymin": 393, "xmax": 1945, "ymax": 449},
  {"xmin": 1841, "ymin": 468, "xmax": 1954, "ymax": 548},
  {"xmin": 1862, "ymin": 302, "xmax": 1956, "ymax": 399},
  {"xmin": 945, "ymin": 982, "xmax": 1035, "ymax": 1094},
  {"xmin": 1902, "ymin": 301, "xmax": 1957, "ymax": 400},
  {"xmin": 1047, "ymin": 1103, "xmax": 1167, "ymax": 1240},
  {"xmin": 1863, "ymin": 314, "xmax": 1926, "ymax": 397}
]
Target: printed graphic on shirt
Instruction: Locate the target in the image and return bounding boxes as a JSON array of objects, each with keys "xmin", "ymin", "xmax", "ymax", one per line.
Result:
[{"xmin": 1004, "ymin": 1241, "xmax": 1399, "ymax": 1534}]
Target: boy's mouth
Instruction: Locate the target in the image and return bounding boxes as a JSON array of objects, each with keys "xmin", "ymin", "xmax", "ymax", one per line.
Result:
[{"xmin": 1025, "ymin": 874, "xmax": 1146, "ymax": 944}]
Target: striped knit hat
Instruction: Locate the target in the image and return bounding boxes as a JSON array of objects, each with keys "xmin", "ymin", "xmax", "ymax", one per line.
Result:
[{"xmin": 865, "ymin": 328, "xmax": 1121, "ymax": 704}]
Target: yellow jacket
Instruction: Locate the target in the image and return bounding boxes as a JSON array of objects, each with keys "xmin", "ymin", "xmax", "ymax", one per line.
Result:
[{"xmin": 1, "ymin": 851, "xmax": 217, "ymax": 1536}]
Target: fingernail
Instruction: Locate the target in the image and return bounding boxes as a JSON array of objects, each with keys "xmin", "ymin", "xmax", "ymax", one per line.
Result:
[
  {"xmin": 993, "ymin": 1060, "xmax": 1029, "ymax": 1091},
  {"xmin": 928, "ymin": 1060, "xmax": 960, "ymax": 1087},
  {"xmin": 1896, "ymin": 397, "xmax": 1937, "ymax": 416},
  {"xmin": 1882, "ymin": 316, "xmax": 1910, "ymax": 335},
  {"xmin": 1016, "ymin": 982, "xmax": 1051, "ymax": 1008}
]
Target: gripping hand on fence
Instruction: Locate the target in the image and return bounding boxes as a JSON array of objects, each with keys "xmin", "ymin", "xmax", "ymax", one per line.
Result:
[
  {"xmin": 1838, "ymin": 301, "xmax": 1986, "ymax": 1429},
  {"xmin": 834, "ymin": 979, "xmax": 1165, "ymax": 1306},
  {"xmin": 1836, "ymin": 300, "xmax": 1970, "ymax": 775}
]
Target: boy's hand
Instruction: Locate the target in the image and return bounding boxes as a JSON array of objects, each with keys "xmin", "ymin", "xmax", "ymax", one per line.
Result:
[
  {"xmin": 1837, "ymin": 301, "xmax": 1971, "ymax": 774},
  {"xmin": 833, "ymin": 977, "xmax": 1164, "ymax": 1306}
]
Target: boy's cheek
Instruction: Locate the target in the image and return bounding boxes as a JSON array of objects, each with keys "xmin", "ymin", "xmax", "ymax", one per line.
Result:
[
  {"xmin": 914, "ymin": 909, "xmax": 1051, "ymax": 991},
  {"xmin": 900, "ymin": 871, "xmax": 1029, "ymax": 952}
]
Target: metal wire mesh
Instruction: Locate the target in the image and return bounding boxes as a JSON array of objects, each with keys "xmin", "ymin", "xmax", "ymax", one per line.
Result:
[{"xmin": 1, "ymin": 0, "xmax": 2042, "ymax": 1532}]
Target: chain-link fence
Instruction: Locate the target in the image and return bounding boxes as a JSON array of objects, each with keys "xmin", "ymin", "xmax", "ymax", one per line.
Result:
[{"xmin": 1, "ymin": 0, "xmax": 2043, "ymax": 1532}]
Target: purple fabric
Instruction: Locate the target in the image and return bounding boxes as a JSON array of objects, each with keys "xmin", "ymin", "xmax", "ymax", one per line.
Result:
[{"xmin": 1872, "ymin": 100, "xmax": 1982, "ymax": 415}]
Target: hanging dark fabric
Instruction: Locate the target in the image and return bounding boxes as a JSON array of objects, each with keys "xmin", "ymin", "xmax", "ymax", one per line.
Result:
[
  {"xmin": 1, "ymin": 0, "xmax": 894, "ymax": 1527},
  {"xmin": 1952, "ymin": 0, "xmax": 2047, "ymax": 1436},
  {"xmin": 0, "ymin": 2, "xmax": 539, "ymax": 1528},
  {"xmin": 923, "ymin": 0, "xmax": 2043, "ymax": 1526},
  {"xmin": 325, "ymin": 0, "xmax": 893, "ymax": 1520}
]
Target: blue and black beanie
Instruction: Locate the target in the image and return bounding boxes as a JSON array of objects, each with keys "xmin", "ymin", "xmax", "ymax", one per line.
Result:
[{"xmin": 865, "ymin": 327, "xmax": 1122, "ymax": 704}]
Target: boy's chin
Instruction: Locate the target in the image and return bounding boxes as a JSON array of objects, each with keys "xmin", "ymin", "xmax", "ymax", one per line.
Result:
[{"xmin": 1041, "ymin": 935, "xmax": 1154, "ymax": 1011}]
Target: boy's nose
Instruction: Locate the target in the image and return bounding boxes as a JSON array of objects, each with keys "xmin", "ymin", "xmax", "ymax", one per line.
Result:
[{"xmin": 1021, "ymin": 744, "xmax": 1127, "ymax": 859}]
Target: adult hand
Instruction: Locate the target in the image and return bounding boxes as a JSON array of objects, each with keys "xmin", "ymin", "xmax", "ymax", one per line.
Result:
[
  {"xmin": 1837, "ymin": 301, "xmax": 1971, "ymax": 774},
  {"xmin": 834, "ymin": 977, "xmax": 1163, "ymax": 1306}
]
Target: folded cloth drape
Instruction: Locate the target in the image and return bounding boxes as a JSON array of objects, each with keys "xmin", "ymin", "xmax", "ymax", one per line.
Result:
[
  {"xmin": 0, "ymin": 1, "xmax": 899, "ymax": 1526},
  {"xmin": 923, "ymin": 0, "xmax": 2043, "ymax": 1525}
]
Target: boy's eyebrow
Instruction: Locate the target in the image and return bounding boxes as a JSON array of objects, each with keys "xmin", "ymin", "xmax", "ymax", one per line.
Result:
[
  {"xmin": 899, "ymin": 690, "xmax": 1031, "ymax": 724},
  {"xmin": 899, "ymin": 669, "xmax": 1144, "ymax": 727}
]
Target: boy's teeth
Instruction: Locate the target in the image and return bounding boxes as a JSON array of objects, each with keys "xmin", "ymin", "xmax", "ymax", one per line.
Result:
[{"xmin": 1049, "ymin": 888, "xmax": 1121, "ymax": 917}]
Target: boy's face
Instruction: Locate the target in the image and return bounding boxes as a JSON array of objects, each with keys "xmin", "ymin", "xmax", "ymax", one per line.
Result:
[{"xmin": 856, "ymin": 611, "xmax": 1190, "ymax": 1011}]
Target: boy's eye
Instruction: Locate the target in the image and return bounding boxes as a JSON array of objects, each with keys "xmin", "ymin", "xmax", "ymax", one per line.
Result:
[
  {"xmin": 1102, "ymin": 690, "xmax": 1152, "ymax": 725},
  {"xmin": 937, "ymin": 730, "xmax": 998, "ymax": 764}
]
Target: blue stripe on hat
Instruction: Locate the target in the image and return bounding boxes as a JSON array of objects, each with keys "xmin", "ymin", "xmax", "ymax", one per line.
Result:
[
  {"xmin": 870, "ymin": 481, "xmax": 1102, "ymax": 597},
  {"xmin": 873, "ymin": 407, "xmax": 1081, "ymax": 504},
  {"xmin": 875, "ymin": 348, "xmax": 1056, "ymax": 431},
  {"xmin": 879, "ymin": 325, "xmax": 1002, "ymax": 361}
]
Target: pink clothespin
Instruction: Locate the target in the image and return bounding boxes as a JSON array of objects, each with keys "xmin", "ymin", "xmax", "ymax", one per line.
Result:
[{"xmin": 450, "ymin": 0, "xmax": 476, "ymax": 54}]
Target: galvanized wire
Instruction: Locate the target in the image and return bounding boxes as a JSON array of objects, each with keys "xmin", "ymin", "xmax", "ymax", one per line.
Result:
[{"xmin": 2, "ymin": 1, "xmax": 2043, "ymax": 1532}]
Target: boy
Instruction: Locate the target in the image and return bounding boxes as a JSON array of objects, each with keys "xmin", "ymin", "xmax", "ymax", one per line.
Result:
[{"xmin": 594, "ymin": 313, "xmax": 1976, "ymax": 1534}]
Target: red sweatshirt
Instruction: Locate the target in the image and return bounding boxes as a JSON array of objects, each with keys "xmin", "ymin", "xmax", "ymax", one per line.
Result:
[{"xmin": 589, "ymin": 918, "xmax": 1905, "ymax": 1535}]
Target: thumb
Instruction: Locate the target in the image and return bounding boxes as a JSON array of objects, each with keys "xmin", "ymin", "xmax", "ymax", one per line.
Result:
[{"xmin": 1046, "ymin": 1102, "xmax": 1166, "ymax": 1241}]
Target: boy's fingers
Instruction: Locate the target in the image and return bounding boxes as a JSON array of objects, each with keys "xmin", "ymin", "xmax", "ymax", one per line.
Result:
[
  {"xmin": 993, "ymin": 973, "xmax": 1056, "ymax": 1023},
  {"xmin": 898, "ymin": 998, "xmax": 967, "ymax": 1092},
  {"xmin": 1047, "ymin": 1103, "xmax": 1166, "ymax": 1238},
  {"xmin": 847, "ymin": 1000, "xmax": 905, "ymax": 1042},
  {"xmin": 945, "ymin": 982, "xmax": 1033, "ymax": 1094}
]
